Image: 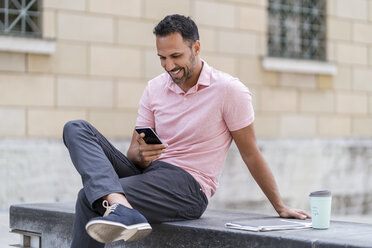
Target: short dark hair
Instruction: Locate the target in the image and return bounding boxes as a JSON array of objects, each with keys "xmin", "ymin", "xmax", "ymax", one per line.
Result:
[{"xmin": 153, "ymin": 14, "xmax": 199, "ymax": 45}]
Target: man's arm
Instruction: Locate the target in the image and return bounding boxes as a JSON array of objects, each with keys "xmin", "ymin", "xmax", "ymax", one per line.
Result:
[
  {"xmin": 127, "ymin": 130, "xmax": 168, "ymax": 169},
  {"xmin": 231, "ymin": 124, "xmax": 310, "ymax": 219}
]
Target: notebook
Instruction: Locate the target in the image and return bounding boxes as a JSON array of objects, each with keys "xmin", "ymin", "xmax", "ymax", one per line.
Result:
[{"xmin": 225, "ymin": 218, "xmax": 312, "ymax": 232}]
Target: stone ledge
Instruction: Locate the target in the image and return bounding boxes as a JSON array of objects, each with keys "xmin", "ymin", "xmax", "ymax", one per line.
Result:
[
  {"xmin": 9, "ymin": 202, "xmax": 372, "ymax": 248},
  {"xmin": 0, "ymin": 36, "xmax": 56, "ymax": 54},
  {"xmin": 262, "ymin": 57, "xmax": 338, "ymax": 75}
]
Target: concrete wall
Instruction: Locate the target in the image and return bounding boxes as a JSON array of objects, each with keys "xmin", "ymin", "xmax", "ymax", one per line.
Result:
[
  {"xmin": 2, "ymin": 138, "xmax": 372, "ymax": 217},
  {"xmin": 212, "ymin": 139, "xmax": 372, "ymax": 215}
]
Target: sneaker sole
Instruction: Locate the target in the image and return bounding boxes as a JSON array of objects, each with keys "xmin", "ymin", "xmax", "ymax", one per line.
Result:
[{"xmin": 85, "ymin": 219, "xmax": 152, "ymax": 243}]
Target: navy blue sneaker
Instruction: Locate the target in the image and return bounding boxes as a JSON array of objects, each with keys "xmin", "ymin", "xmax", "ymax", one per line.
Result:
[{"xmin": 85, "ymin": 200, "xmax": 152, "ymax": 243}]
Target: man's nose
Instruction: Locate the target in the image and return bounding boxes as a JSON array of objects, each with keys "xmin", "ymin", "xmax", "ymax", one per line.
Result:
[{"xmin": 164, "ymin": 59, "xmax": 175, "ymax": 71}]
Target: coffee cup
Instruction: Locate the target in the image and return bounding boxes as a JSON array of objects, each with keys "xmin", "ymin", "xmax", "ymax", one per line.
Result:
[{"xmin": 309, "ymin": 190, "xmax": 332, "ymax": 229}]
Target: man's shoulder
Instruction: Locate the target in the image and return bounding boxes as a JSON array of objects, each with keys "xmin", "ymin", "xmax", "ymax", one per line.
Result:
[
  {"xmin": 203, "ymin": 61, "xmax": 237, "ymax": 83},
  {"xmin": 205, "ymin": 63, "xmax": 250, "ymax": 96},
  {"xmin": 209, "ymin": 66, "xmax": 243, "ymax": 88}
]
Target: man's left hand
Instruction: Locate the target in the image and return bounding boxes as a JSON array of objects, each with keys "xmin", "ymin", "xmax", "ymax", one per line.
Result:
[{"xmin": 277, "ymin": 206, "xmax": 311, "ymax": 220}]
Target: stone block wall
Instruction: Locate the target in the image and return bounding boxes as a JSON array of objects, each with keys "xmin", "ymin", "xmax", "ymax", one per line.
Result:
[{"xmin": 0, "ymin": 0, "xmax": 371, "ymax": 139}]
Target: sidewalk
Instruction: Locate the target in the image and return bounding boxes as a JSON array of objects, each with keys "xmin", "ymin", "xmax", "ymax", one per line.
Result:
[{"xmin": 0, "ymin": 211, "xmax": 18, "ymax": 248}]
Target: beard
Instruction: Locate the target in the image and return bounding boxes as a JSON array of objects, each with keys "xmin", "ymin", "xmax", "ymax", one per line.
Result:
[{"xmin": 167, "ymin": 53, "xmax": 196, "ymax": 85}]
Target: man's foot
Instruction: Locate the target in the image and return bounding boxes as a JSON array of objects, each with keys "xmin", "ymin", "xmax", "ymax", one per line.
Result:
[{"xmin": 85, "ymin": 200, "xmax": 152, "ymax": 243}]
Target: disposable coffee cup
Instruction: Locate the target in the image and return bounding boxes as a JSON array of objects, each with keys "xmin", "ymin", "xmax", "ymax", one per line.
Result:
[{"xmin": 309, "ymin": 190, "xmax": 332, "ymax": 229}]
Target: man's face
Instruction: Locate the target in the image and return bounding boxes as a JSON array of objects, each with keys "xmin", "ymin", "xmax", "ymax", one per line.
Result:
[{"xmin": 156, "ymin": 32, "xmax": 198, "ymax": 85}]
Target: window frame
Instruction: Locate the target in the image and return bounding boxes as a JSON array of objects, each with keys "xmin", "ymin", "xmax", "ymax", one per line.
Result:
[
  {"xmin": 267, "ymin": 0, "xmax": 327, "ymax": 61},
  {"xmin": 263, "ymin": 0, "xmax": 336, "ymax": 75},
  {"xmin": 0, "ymin": 0, "xmax": 42, "ymax": 38}
]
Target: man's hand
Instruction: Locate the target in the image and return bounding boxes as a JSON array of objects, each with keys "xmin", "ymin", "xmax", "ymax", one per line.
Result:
[
  {"xmin": 276, "ymin": 205, "xmax": 311, "ymax": 220},
  {"xmin": 136, "ymin": 132, "xmax": 168, "ymax": 168}
]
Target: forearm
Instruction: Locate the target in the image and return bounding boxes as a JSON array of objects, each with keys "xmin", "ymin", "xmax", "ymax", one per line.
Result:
[
  {"xmin": 126, "ymin": 144, "xmax": 142, "ymax": 166},
  {"xmin": 242, "ymin": 150, "xmax": 286, "ymax": 213},
  {"xmin": 231, "ymin": 125, "xmax": 309, "ymax": 219}
]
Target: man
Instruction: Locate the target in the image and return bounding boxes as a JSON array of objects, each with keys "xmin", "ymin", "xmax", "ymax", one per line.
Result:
[{"xmin": 63, "ymin": 14, "xmax": 310, "ymax": 248}]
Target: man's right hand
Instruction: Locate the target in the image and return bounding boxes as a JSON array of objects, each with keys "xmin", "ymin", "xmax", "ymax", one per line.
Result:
[
  {"xmin": 136, "ymin": 132, "xmax": 168, "ymax": 167},
  {"xmin": 127, "ymin": 130, "xmax": 168, "ymax": 169}
]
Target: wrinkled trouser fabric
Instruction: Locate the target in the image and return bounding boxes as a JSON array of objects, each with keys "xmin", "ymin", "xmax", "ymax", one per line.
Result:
[{"xmin": 63, "ymin": 120, "xmax": 208, "ymax": 248}]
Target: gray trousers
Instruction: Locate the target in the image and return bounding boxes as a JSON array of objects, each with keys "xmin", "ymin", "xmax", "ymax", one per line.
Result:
[{"xmin": 63, "ymin": 120, "xmax": 208, "ymax": 248}]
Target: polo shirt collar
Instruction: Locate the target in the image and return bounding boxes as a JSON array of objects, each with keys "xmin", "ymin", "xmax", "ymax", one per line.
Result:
[{"xmin": 166, "ymin": 59, "xmax": 211, "ymax": 94}]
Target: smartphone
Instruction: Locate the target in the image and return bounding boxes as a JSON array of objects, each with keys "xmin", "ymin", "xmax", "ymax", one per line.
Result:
[{"xmin": 135, "ymin": 127, "xmax": 163, "ymax": 144}]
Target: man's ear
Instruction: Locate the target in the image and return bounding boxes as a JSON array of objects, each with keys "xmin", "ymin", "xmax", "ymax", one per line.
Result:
[{"xmin": 193, "ymin": 40, "xmax": 200, "ymax": 56}]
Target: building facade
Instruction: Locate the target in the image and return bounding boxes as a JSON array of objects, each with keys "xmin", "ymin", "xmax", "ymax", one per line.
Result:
[
  {"xmin": 1, "ymin": 0, "xmax": 372, "ymax": 215},
  {"xmin": 1, "ymin": 0, "xmax": 372, "ymax": 139}
]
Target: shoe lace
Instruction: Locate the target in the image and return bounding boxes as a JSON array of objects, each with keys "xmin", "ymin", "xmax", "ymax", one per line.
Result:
[{"xmin": 102, "ymin": 200, "xmax": 119, "ymax": 217}]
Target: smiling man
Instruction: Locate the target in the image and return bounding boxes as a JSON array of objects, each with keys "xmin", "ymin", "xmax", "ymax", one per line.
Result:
[
  {"xmin": 156, "ymin": 32, "xmax": 200, "ymax": 90},
  {"xmin": 63, "ymin": 14, "xmax": 310, "ymax": 248}
]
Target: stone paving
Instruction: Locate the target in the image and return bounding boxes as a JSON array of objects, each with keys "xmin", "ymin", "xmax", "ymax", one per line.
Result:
[{"xmin": 0, "ymin": 211, "xmax": 18, "ymax": 248}]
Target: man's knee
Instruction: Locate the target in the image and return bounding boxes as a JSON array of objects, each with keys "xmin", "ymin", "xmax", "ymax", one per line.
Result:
[
  {"xmin": 63, "ymin": 120, "xmax": 88, "ymax": 135},
  {"xmin": 63, "ymin": 120, "xmax": 89, "ymax": 145}
]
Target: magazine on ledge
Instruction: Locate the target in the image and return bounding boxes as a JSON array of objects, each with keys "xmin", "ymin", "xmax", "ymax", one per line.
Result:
[{"xmin": 225, "ymin": 218, "xmax": 312, "ymax": 232}]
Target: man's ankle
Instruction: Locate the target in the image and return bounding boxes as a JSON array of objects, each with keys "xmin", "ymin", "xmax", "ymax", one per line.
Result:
[{"xmin": 104, "ymin": 193, "xmax": 133, "ymax": 209}]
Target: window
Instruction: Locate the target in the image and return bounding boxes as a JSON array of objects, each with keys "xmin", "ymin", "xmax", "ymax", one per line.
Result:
[
  {"xmin": 268, "ymin": 0, "xmax": 326, "ymax": 61},
  {"xmin": 0, "ymin": 0, "xmax": 42, "ymax": 38}
]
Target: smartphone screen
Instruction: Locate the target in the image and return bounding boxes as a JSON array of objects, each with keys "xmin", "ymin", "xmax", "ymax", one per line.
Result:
[{"xmin": 135, "ymin": 127, "xmax": 163, "ymax": 144}]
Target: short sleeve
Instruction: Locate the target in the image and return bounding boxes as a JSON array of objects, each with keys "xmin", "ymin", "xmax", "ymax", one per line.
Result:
[
  {"xmin": 222, "ymin": 79, "xmax": 255, "ymax": 131},
  {"xmin": 136, "ymin": 84, "xmax": 155, "ymax": 128}
]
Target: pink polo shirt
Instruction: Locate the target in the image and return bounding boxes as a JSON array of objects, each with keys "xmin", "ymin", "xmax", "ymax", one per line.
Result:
[{"xmin": 136, "ymin": 61, "xmax": 254, "ymax": 201}]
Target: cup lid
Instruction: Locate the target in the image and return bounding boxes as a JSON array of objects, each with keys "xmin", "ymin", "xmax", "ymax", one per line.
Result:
[{"xmin": 309, "ymin": 190, "xmax": 331, "ymax": 197}]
